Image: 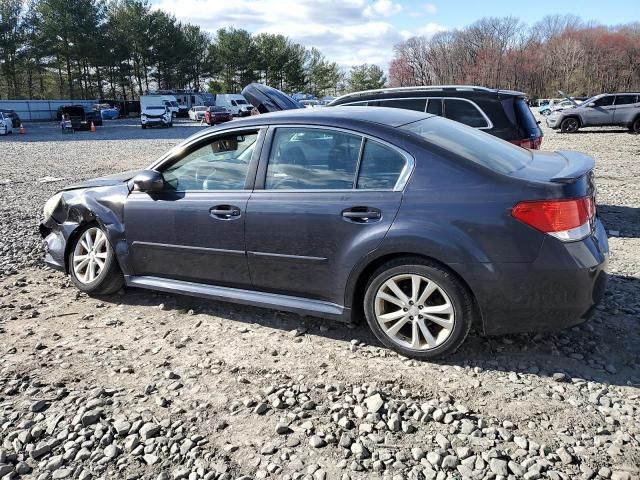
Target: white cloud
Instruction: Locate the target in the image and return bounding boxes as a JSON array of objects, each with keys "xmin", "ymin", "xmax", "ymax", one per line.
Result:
[
  {"xmin": 416, "ymin": 22, "xmax": 448, "ymax": 38},
  {"xmin": 364, "ymin": 0, "xmax": 403, "ymax": 17},
  {"xmin": 424, "ymin": 3, "xmax": 437, "ymax": 14},
  {"xmin": 152, "ymin": 0, "xmax": 446, "ymax": 69}
]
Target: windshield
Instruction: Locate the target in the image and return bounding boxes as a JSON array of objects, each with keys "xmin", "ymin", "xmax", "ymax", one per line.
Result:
[
  {"xmin": 401, "ymin": 117, "xmax": 532, "ymax": 175},
  {"xmin": 194, "ymin": 106, "xmax": 206, "ymax": 111},
  {"xmin": 147, "ymin": 106, "xmax": 165, "ymax": 110},
  {"xmin": 581, "ymin": 94, "xmax": 602, "ymax": 105}
]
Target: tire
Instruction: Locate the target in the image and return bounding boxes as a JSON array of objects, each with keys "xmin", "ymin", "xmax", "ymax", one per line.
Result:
[
  {"xmin": 68, "ymin": 224, "xmax": 124, "ymax": 295},
  {"xmin": 141, "ymin": 124, "xmax": 146, "ymax": 129},
  {"xmin": 631, "ymin": 117, "xmax": 640, "ymax": 134},
  {"xmin": 363, "ymin": 258, "xmax": 475, "ymax": 359},
  {"xmin": 541, "ymin": 110, "xmax": 550, "ymax": 116},
  {"xmin": 560, "ymin": 117, "xmax": 580, "ymax": 133},
  {"xmin": 3, "ymin": 125, "xmax": 6, "ymax": 135}
]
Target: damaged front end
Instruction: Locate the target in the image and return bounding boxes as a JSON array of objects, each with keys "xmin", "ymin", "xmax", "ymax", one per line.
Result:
[{"xmin": 39, "ymin": 173, "xmax": 138, "ymax": 274}]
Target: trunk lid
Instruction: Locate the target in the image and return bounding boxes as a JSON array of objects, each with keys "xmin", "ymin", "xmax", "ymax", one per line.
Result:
[
  {"xmin": 241, "ymin": 83, "xmax": 304, "ymax": 113},
  {"xmin": 510, "ymin": 150, "xmax": 595, "ymax": 184}
]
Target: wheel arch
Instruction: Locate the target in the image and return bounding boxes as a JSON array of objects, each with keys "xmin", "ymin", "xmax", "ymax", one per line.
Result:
[
  {"xmin": 561, "ymin": 114, "xmax": 582, "ymax": 127},
  {"xmin": 346, "ymin": 251, "xmax": 483, "ymax": 331}
]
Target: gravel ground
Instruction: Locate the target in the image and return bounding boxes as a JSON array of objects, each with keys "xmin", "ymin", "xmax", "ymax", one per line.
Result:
[{"xmin": 0, "ymin": 115, "xmax": 639, "ymax": 480}]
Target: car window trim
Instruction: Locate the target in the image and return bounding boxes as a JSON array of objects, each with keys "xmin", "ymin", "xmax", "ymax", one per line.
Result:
[
  {"xmin": 136, "ymin": 127, "xmax": 266, "ymax": 194},
  {"xmin": 254, "ymin": 124, "xmax": 415, "ymax": 193},
  {"xmin": 339, "ymin": 97, "xmax": 493, "ymax": 130}
]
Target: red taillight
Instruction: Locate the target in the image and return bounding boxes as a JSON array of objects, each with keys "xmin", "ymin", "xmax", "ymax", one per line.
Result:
[
  {"xmin": 512, "ymin": 197, "xmax": 595, "ymax": 240},
  {"xmin": 509, "ymin": 137, "xmax": 542, "ymax": 149}
]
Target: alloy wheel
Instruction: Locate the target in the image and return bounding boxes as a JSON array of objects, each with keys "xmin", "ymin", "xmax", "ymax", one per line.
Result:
[
  {"xmin": 562, "ymin": 118, "xmax": 579, "ymax": 132},
  {"xmin": 72, "ymin": 227, "xmax": 109, "ymax": 284},
  {"xmin": 374, "ymin": 273, "xmax": 455, "ymax": 350}
]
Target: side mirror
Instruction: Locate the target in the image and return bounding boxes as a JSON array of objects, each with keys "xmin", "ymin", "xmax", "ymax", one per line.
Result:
[{"xmin": 132, "ymin": 170, "xmax": 164, "ymax": 192}]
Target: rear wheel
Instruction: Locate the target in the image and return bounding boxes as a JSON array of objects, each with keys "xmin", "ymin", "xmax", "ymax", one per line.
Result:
[
  {"xmin": 560, "ymin": 117, "xmax": 580, "ymax": 133},
  {"xmin": 363, "ymin": 259, "xmax": 474, "ymax": 359},
  {"xmin": 631, "ymin": 118, "xmax": 640, "ymax": 134},
  {"xmin": 68, "ymin": 224, "xmax": 123, "ymax": 295}
]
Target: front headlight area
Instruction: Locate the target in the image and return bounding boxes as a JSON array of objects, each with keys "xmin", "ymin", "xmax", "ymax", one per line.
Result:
[{"xmin": 43, "ymin": 192, "xmax": 64, "ymax": 222}]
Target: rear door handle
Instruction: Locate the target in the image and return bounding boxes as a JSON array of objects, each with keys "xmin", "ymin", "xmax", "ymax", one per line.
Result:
[
  {"xmin": 342, "ymin": 207, "xmax": 382, "ymax": 223},
  {"xmin": 210, "ymin": 205, "xmax": 241, "ymax": 219}
]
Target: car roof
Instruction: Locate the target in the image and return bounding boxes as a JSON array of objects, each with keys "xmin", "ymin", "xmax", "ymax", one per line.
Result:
[
  {"xmin": 233, "ymin": 106, "xmax": 431, "ymax": 128},
  {"xmin": 332, "ymin": 85, "xmax": 527, "ymax": 104}
]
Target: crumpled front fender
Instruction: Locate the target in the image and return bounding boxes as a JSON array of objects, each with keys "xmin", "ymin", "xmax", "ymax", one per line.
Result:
[{"xmin": 40, "ymin": 184, "xmax": 131, "ymax": 274}]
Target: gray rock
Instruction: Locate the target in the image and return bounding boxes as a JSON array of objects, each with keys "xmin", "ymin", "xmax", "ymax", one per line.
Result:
[
  {"xmin": 104, "ymin": 444, "xmax": 120, "ymax": 459},
  {"xmin": 435, "ymin": 433, "xmax": 450, "ymax": 449},
  {"xmin": 114, "ymin": 420, "xmax": 131, "ymax": 436},
  {"xmin": 441, "ymin": 455, "xmax": 459, "ymax": 469},
  {"xmin": 139, "ymin": 422, "xmax": 160, "ymax": 440},
  {"xmin": 556, "ymin": 447, "xmax": 573, "ymax": 464},
  {"xmin": 364, "ymin": 393, "xmax": 384, "ymax": 413},
  {"xmin": 30, "ymin": 441, "xmax": 52, "ymax": 459},
  {"xmin": 52, "ymin": 469, "xmax": 73, "ymax": 479},
  {"xmin": 0, "ymin": 465, "xmax": 13, "ymax": 477},
  {"xmin": 489, "ymin": 458, "xmax": 509, "ymax": 476},
  {"xmin": 426, "ymin": 452, "xmax": 441, "ymax": 467},
  {"xmin": 81, "ymin": 410, "xmax": 101, "ymax": 426},
  {"xmin": 144, "ymin": 454, "xmax": 159, "ymax": 465},
  {"xmin": 15, "ymin": 461, "xmax": 32, "ymax": 475},
  {"xmin": 309, "ymin": 435, "xmax": 326, "ymax": 448}
]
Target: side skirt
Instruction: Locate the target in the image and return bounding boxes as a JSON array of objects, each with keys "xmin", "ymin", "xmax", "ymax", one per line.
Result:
[{"xmin": 125, "ymin": 275, "xmax": 351, "ymax": 322}]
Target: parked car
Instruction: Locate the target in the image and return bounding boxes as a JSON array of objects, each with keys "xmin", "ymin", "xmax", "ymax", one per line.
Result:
[
  {"xmin": 0, "ymin": 111, "xmax": 14, "ymax": 135},
  {"xmin": 93, "ymin": 103, "xmax": 120, "ymax": 120},
  {"xmin": 538, "ymin": 99, "xmax": 581, "ymax": 116},
  {"xmin": 0, "ymin": 109, "xmax": 21, "ymax": 128},
  {"xmin": 59, "ymin": 105, "xmax": 103, "ymax": 130},
  {"xmin": 204, "ymin": 106, "xmax": 233, "ymax": 125},
  {"xmin": 40, "ymin": 106, "xmax": 608, "ymax": 359},
  {"xmin": 140, "ymin": 105, "xmax": 172, "ymax": 129},
  {"xmin": 300, "ymin": 99, "xmax": 321, "ymax": 108},
  {"xmin": 328, "ymin": 85, "xmax": 543, "ymax": 149},
  {"xmin": 546, "ymin": 93, "xmax": 640, "ymax": 133},
  {"xmin": 213, "ymin": 94, "xmax": 253, "ymax": 117},
  {"xmin": 189, "ymin": 106, "xmax": 208, "ymax": 121}
]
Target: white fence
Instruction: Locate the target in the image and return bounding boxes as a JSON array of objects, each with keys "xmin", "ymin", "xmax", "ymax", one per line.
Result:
[{"xmin": 0, "ymin": 99, "xmax": 98, "ymax": 122}]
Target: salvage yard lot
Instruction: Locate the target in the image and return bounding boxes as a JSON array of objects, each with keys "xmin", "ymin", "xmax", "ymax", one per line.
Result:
[{"xmin": 0, "ymin": 115, "xmax": 639, "ymax": 480}]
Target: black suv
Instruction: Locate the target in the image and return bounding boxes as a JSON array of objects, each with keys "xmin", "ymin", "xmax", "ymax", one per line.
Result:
[
  {"xmin": 59, "ymin": 105, "xmax": 103, "ymax": 130},
  {"xmin": 329, "ymin": 86, "xmax": 543, "ymax": 149}
]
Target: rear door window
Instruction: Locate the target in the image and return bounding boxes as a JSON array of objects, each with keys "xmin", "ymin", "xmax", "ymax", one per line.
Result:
[
  {"xmin": 356, "ymin": 140, "xmax": 407, "ymax": 190},
  {"xmin": 615, "ymin": 94, "xmax": 638, "ymax": 105},
  {"xmin": 265, "ymin": 128, "xmax": 362, "ymax": 190},
  {"xmin": 443, "ymin": 99, "xmax": 489, "ymax": 128},
  {"xmin": 378, "ymin": 98, "xmax": 427, "ymax": 112},
  {"xmin": 426, "ymin": 99, "xmax": 443, "ymax": 116}
]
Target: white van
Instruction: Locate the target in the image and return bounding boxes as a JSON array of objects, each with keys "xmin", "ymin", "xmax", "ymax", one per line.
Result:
[
  {"xmin": 214, "ymin": 94, "xmax": 253, "ymax": 117},
  {"xmin": 140, "ymin": 95, "xmax": 179, "ymax": 117}
]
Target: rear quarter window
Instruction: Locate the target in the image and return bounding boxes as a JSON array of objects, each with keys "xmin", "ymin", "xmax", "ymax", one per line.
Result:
[
  {"xmin": 401, "ymin": 117, "xmax": 532, "ymax": 175},
  {"xmin": 513, "ymin": 98, "xmax": 541, "ymax": 137},
  {"xmin": 443, "ymin": 99, "xmax": 489, "ymax": 128}
]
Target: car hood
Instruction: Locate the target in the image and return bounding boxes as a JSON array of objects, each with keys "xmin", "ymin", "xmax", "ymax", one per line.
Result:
[
  {"xmin": 61, "ymin": 169, "xmax": 141, "ymax": 191},
  {"xmin": 241, "ymin": 83, "xmax": 305, "ymax": 113}
]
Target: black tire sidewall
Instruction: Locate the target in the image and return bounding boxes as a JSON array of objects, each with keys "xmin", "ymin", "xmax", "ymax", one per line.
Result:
[
  {"xmin": 68, "ymin": 224, "xmax": 120, "ymax": 293},
  {"xmin": 633, "ymin": 118, "xmax": 640, "ymax": 133},
  {"xmin": 363, "ymin": 262, "xmax": 472, "ymax": 359}
]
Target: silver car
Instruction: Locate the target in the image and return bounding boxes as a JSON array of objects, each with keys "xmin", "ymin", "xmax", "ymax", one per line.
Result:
[{"xmin": 546, "ymin": 93, "xmax": 640, "ymax": 133}]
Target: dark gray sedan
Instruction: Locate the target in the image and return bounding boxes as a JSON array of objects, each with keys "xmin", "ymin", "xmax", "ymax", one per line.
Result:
[{"xmin": 40, "ymin": 107, "xmax": 608, "ymax": 359}]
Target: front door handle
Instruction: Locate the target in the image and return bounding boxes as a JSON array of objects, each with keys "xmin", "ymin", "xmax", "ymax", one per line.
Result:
[
  {"xmin": 342, "ymin": 207, "xmax": 382, "ymax": 223},
  {"xmin": 210, "ymin": 205, "xmax": 241, "ymax": 219}
]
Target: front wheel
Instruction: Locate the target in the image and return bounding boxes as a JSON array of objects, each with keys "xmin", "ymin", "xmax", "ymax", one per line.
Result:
[
  {"xmin": 560, "ymin": 117, "xmax": 580, "ymax": 133},
  {"xmin": 68, "ymin": 224, "xmax": 124, "ymax": 295},
  {"xmin": 141, "ymin": 124, "xmax": 146, "ymax": 129},
  {"xmin": 631, "ymin": 118, "xmax": 640, "ymax": 134},
  {"xmin": 363, "ymin": 259, "xmax": 474, "ymax": 359}
]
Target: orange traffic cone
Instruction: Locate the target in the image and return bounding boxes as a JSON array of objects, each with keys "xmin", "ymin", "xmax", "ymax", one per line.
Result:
[
  {"xmin": 19, "ymin": 123, "xmax": 25, "ymax": 134},
  {"xmin": 90, "ymin": 122, "xmax": 96, "ymax": 133}
]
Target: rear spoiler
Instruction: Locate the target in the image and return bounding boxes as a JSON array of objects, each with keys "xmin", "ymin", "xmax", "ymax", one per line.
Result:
[{"xmin": 550, "ymin": 150, "xmax": 595, "ymax": 183}]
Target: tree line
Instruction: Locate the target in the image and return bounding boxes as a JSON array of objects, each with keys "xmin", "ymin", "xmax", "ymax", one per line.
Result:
[
  {"xmin": 389, "ymin": 15, "xmax": 640, "ymax": 99},
  {"xmin": 0, "ymin": 0, "xmax": 386, "ymax": 100}
]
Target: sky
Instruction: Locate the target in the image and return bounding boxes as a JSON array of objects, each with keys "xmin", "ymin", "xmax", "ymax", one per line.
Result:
[{"xmin": 151, "ymin": 0, "xmax": 639, "ymax": 68}]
